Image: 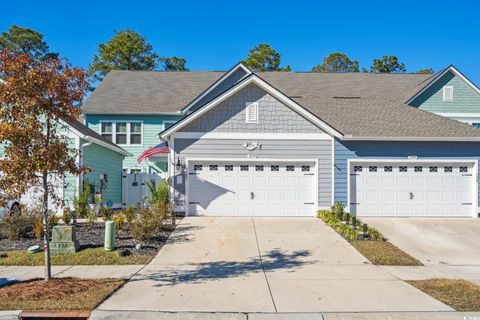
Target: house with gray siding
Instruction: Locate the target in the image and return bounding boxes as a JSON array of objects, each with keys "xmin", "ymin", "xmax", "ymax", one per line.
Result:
[{"xmin": 85, "ymin": 63, "xmax": 480, "ymax": 218}]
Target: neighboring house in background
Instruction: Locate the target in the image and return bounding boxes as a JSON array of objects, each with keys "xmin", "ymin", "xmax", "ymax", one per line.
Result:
[
  {"xmin": 63, "ymin": 121, "xmax": 131, "ymax": 210},
  {"xmin": 408, "ymin": 65, "xmax": 480, "ymax": 126},
  {"xmin": 0, "ymin": 120, "xmax": 131, "ymax": 212},
  {"xmin": 81, "ymin": 71, "xmax": 216, "ymax": 176}
]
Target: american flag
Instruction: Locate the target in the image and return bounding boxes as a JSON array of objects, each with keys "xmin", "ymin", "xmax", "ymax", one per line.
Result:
[{"xmin": 137, "ymin": 141, "xmax": 170, "ymax": 163}]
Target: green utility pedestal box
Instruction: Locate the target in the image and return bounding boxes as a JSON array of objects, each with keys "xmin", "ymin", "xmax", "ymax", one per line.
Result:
[{"xmin": 50, "ymin": 225, "xmax": 79, "ymax": 254}]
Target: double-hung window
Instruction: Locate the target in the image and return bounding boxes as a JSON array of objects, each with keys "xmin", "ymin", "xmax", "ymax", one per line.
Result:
[{"xmin": 101, "ymin": 121, "xmax": 143, "ymax": 145}]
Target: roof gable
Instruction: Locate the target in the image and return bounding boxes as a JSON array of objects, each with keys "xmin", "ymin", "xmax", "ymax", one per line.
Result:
[
  {"xmin": 407, "ymin": 65, "xmax": 480, "ymax": 105},
  {"xmin": 179, "ymin": 82, "xmax": 325, "ymax": 134},
  {"xmin": 160, "ymin": 74, "xmax": 342, "ymax": 139},
  {"xmin": 182, "ymin": 63, "xmax": 251, "ymax": 113}
]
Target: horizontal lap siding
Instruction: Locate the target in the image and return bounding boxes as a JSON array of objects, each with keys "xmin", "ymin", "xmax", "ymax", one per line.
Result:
[
  {"xmin": 85, "ymin": 114, "xmax": 183, "ymax": 172},
  {"xmin": 83, "ymin": 143, "xmax": 124, "ymax": 205},
  {"xmin": 174, "ymin": 138, "xmax": 332, "ymax": 208},
  {"xmin": 334, "ymin": 139, "xmax": 480, "ymax": 208},
  {"xmin": 411, "ymin": 71, "xmax": 480, "ymax": 113}
]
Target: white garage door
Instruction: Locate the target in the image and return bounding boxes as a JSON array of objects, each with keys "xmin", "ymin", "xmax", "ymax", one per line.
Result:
[
  {"xmin": 187, "ymin": 161, "xmax": 316, "ymax": 216},
  {"xmin": 350, "ymin": 162, "xmax": 475, "ymax": 217}
]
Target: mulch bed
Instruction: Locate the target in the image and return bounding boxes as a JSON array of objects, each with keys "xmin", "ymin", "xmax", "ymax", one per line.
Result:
[
  {"xmin": 0, "ymin": 277, "xmax": 125, "ymax": 310},
  {"xmin": 0, "ymin": 221, "xmax": 177, "ymax": 256}
]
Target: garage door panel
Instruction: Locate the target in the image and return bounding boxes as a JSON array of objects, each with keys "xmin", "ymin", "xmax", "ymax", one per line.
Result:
[
  {"xmin": 351, "ymin": 162, "xmax": 474, "ymax": 218},
  {"xmin": 188, "ymin": 161, "xmax": 316, "ymax": 216}
]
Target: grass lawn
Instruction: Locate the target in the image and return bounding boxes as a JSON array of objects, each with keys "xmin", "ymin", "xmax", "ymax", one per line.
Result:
[
  {"xmin": 0, "ymin": 247, "xmax": 152, "ymax": 266},
  {"xmin": 408, "ymin": 279, "xmax": 480, "ymax": 311},
  {"xmin": 351, "ymin": 240, "xmax": 422, "ymax": 266},
  {"xmin": 0, "ymin": 277, "xmax": 124, "ymax": 311}
]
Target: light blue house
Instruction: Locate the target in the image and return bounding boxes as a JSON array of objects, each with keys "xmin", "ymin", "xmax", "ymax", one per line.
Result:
[
  {"xmin": 408, "ymin": 65, "xmax": 480, "ymax": 125},
  {"xmin": 0, "ymin": 120, "xmax": 131, "ymax": 211},
  {"xmin": 82, "ymin": 63, "xmax": 480, "ymax": 218}
]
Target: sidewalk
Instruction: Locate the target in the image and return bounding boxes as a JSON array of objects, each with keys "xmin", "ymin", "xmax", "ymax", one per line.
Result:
[
  {"xmin": 89, "ymin": 311, "xmax": 480, "ymax": 320},
  {"xmin": 0, "ymin": 264, "xmax": 144, "ymax": 281}
]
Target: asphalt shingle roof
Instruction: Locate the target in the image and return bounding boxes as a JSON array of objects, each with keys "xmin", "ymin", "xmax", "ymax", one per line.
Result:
[
  {"xmin": 82, "ymin": 70, "xmax": 224, "ymax": 114},
  {"xmin": 67, "ymin": 120, "xmax": 130, "ymax": 154},
  {"xmin": 82, "ymin": 69, "xmax": 480, "ymax": 139}
]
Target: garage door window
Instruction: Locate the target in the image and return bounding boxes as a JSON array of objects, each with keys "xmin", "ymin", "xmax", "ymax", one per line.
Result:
[
  {"xmin": 240, "ymin": 165, "xmax": 249, "ymax": 171},
  {"xmin": 286, "ymin": 165, "xmax": 295, "ymax": 171},
  {"xmin": 460, "ymin": 166, "xmax": 468, "ymax": 173},
  {"xmin": 429, "ymin": 166, "xmax": 438, "ymax": 172},
  {"xmin": 194, "ymin": 165, "xmax": 202, "ymax": 171},
  {"xmin": 414, "ymin": 166, "xmax": 422, "ymax": 172},
  {"xmin": 444, "ymin": 166, "xmax": 452, "ymax": 172},
  {"xmin": 384, "ymin": 166, "xmax": 393, "ymax": 172},
  {"xmin": 225, "ymin": 165, "xmax": 233, "ymax": 171},
  {"xmin": 271, "ymin": 165, "xmax": 279, "ymax": 171},
  {"xmin": 369, "ymin": 166, "xmax": 377, "ymax": 172},
  {"xmin": 399, "ymin": 166, "xmax": 407, "ymax": 172},
  {"xmin": 354, "ymin": 166, "xmax": 362, "ymax": 172},
  {"xmin": 209, "ymin": 165, "xmax": 218, "ymax": 171},
  {"xmin": 255, "ymin": 165, "xmax": 264, "ymax": 171},
  {"xmin": 302, "ymin": 165, "xmax": 310, "ymax": 172}
]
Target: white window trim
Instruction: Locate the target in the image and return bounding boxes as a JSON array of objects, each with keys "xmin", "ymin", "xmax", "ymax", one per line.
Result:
[
  {"xmin": 99, "ymin": 120, "xmax": 143, "ymax": 146},
  {"xmin": 162, "ymin": 120, "xmax": 177, "ymax": 131},
  {"xmin": 443, "ymin": 86, "xmax": 453, "ymax": 101},
  {"xmin": 245, "ymin": 102, "xmax": 259, "ymax": 124}
]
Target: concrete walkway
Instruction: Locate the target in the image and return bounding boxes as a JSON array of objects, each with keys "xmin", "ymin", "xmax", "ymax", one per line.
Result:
[
  {"xmin": 0, "ymin": 264, "xmax": 144, "ymax": 280},
  {"xmin": 97, "ymin": 217, "xmax": 452, "ymax": 313}
]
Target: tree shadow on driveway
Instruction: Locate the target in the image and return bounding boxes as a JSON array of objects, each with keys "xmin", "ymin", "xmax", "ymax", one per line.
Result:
[{"xmin": 133, "ymin": 249, "xmax": 315, "ymax": 286}]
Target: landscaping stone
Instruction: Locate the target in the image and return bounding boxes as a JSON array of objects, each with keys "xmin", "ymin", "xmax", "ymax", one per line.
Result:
[{"xmin": 27, "ymin": 245, "xmax": 41, "ymax": 253}]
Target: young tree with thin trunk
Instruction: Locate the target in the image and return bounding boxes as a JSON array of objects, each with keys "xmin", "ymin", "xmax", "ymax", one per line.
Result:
[{"xmin": 0, "ymin": 50, "xmax": 89, "ymax": 280}]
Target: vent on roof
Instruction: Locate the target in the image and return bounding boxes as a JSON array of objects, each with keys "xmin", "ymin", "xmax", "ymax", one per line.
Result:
[{"xmin": 333, "ymin": 96, "xmax": 361, "ymax": 99}]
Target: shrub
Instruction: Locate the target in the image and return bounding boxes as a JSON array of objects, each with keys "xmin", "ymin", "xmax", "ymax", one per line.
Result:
[
  {"xmin": 113, "ymin": 214, "xmax": 125, "ymax": 231},
  {"xmin": 99, "ymin": 206, "xmax": 113, "ymax": 221},
  {"xmin": 331, "ymin": 202, "xmax": 345, "ymax": 219},
  {"xmin": 86, "ymin": 208, "xmax": 97, "ymax": 228},
  {"xmin": 367, "ymin": 227, "xmax": 384, "ymax": 240},
  {"xmin": 131, "ymin": 207, "xmax": 167, "ymax": 241},
  {"xmin": 48, "ymin": 213, "xmax": 59, "ymax": 227},
  {"xmin": 62, "ymin": 207, "xmax": 71, "ymax": 225},
  {"xmin": 33, "ymin": 215, "xmax": 44, "ymax": 240},
  {"xmin": 0, "ymin": 214, "xmax": 32, "ymax": 240},
  {"xmin": 146, "ymin": 180, "xmax": 172, "ymax": 220},
  {"xmin": 123, "ymin": 206, "xmax": 135, "ymax": 225},
  {"xmin": 73, "ymin": 179, "xmax": 90, "ymax": 218},
  {"xmin": 351, "ymin": 216, "xmax": 357, "ymax": 227}
]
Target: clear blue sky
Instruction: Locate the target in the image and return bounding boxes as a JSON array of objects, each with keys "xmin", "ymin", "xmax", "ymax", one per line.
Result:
[{"xmin": 2, "ymin": 0, "xmax": 480, "ymax": 82}]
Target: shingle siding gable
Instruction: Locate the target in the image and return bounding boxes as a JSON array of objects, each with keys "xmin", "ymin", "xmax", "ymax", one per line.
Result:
[
  {"xmin": 410, "ymin": 71, "xmax": 480, "ymax": 113},
  {"xmin": 180, "ymin": 83, "xmax": 325, "ymax": 133}
]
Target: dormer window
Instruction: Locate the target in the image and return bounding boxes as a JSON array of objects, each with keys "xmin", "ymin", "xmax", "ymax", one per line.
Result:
[
  {"xmin": 443, "ymin": 86, "xmax": 453, "ymax": 101},
  {"xmin": 245, "ymin": 102, "xmax": 258, "ymax": 123}
]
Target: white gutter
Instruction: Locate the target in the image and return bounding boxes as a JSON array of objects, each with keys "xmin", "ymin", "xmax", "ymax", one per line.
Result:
[{"xmin": 341, "ymin": 136, "xmax": 480, "ymax": 142}]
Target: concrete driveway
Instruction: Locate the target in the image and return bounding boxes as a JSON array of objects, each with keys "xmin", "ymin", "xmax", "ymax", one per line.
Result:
[
  {"xmin": 364, "ymin": 218, "xmax": 480, "ymax": 283},
  {"xmin": 364, "ymin": 218, "xmax": 480, "ymax": 266},
  {"xmin": 97, "ymin": 217, "xmax": 451, "ymax": 313}
]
